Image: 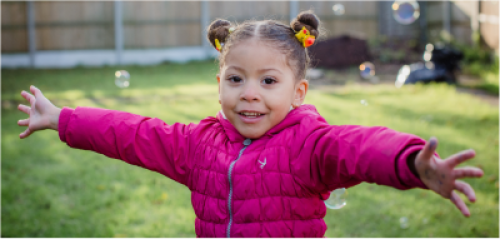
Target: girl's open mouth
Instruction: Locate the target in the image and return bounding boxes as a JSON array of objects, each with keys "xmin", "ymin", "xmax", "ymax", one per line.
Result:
[{"xmin": 238, "ymin": 111, "xmax": 265, "ymax": 123}]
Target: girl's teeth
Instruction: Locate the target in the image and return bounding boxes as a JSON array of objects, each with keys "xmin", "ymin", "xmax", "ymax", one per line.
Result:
[{"xmin": 241, "ymin": 112, "xmax": 262, "ymax": 116}]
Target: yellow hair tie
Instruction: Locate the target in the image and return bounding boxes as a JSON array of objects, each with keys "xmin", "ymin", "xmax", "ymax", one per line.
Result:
[
  {"xmin": 215, "ymin": 39, "xmax": 222, "ymax": 51},
  {"xmin": 295, "ymin": 26, "xmax": 315, "ymax": 48}
]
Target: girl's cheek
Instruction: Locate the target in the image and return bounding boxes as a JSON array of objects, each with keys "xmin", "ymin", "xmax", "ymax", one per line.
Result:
[{"xmin": 220, "ymin": 92, "xmax": 237, "ymax": 108}]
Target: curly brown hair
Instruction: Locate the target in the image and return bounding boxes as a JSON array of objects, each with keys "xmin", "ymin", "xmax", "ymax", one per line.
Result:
[{"xmin": 206, "ymin": 11, "xmax": 320, "ymax": 81}]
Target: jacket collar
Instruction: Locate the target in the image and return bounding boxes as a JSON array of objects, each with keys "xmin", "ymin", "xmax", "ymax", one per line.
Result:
[{"xmin": 216, "ymin": 104, "xmax": 322, "ymax": 143}]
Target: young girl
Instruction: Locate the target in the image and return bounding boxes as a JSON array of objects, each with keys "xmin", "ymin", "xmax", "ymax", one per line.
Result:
[{"xmin": 17, "ymin": 11, "xmax": 483, "ymax": 237}]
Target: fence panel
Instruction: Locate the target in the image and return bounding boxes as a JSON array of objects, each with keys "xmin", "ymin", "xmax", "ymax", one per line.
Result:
[
  {"xmin": 427, "ymin": 1, "xmax": 477, "ymax": 45},
  {"xmin": 1, "ymin": 2, "xmax": 28, "ymax": 52},
  {"xmin": 209, "ymin": 1, "xmax": 289, "ymax": 24},
  {"xmin": 2, "ymin": 1, "xmax": 495, "ymax": 54},
  {"xmin": 34, "ymin": 1, "xmax": 115, "ymax": 50},
  {"xmin": 450, "ymin": 1, "xmax": 475, "ymax": 45},
  {"xmin": 123, "ymin": 1, "xmax": 201, "ymax": 49}
]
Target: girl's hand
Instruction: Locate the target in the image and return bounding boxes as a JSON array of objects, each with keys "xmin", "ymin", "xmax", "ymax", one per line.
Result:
[
  {"xmin": 415, "ymin": 137, "xmax": 484, "ymax": 217},
  {"xmin": 17, "ymin": 85, "xmax": 61, "ymax": 139}
]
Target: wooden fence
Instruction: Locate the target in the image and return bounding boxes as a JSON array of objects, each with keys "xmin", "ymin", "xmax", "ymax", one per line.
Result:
[
  {"xmin": 479, "ymin": 1, "xmax": 499, "ymax": 50},
  {"xmin": 2, "ymin": 1, "xmax": 497, "ymax": 53}
]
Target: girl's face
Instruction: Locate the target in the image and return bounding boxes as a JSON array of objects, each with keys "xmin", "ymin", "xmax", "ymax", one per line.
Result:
[{"xmin": 217, "ymin": 39, "xmax": 308, "ymax": 139}]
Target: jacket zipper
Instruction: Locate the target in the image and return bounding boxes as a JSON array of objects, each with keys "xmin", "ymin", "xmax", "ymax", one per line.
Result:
[{"xmin": 226, "ymin": 138, "xmax": 252, "ymax": 238}]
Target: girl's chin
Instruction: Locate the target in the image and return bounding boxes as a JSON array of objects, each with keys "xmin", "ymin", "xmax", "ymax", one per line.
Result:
[
  {"xmin": 235, "ymin": 124, "xmax": 268, "ymax": 139},
  {"xmin": 226, "ymin": 114, "xmax": 274, "ymax": 139},
  {"xmin": 239, "ymin": 130, "xmax": 266, "ymax": 139}
]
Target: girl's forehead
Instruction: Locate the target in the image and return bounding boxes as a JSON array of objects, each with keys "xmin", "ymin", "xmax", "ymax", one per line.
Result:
[{"xmin": 222, "ymin": 39, "xmax": 290, "ymax": 71}]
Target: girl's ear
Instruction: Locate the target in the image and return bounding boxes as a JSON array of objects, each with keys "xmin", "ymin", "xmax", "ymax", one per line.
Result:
[{"xmin": 293, "ymin": 79, "xmax": 309, "ymax": 107}]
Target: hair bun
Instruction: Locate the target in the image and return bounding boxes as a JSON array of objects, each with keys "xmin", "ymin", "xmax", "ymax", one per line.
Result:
[
  {"xmin": 207, "ymin": 19, "xmax": 232, "ymax": 50},
  {"xmin": 290, "ymin": 11, "xmax": 320, "ymax": 38}
]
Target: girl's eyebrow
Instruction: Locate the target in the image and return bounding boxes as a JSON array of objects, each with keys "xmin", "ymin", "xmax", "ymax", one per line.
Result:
[
  {"xmin": 226, "ymin": 65, "xmax": 282, "ymax": 74},
  {"xmin": 258, "ymin": 68, "xmax": 282, "ymax": 74},
  {"xmin": 226, "ymin": 65, "xmax": 245, "ymax": 73}
]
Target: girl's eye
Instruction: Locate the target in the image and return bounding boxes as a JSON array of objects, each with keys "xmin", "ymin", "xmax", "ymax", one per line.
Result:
[
  {"xmin": 263, "ymin": 78, "xmax": 276, "ymax": 85},
  {"xmin": 228, "ymin": 76, "xmax": 242, "ymax": 83}
]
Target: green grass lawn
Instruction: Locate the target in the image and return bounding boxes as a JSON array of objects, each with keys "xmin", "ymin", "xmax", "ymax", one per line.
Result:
[{"xmin": 2, "ymin": 61, "xmax": 498, "ymax": 237}]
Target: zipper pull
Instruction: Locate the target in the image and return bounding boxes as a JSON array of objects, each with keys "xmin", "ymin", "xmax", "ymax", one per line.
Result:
[{"xmin": 243, "ymin": 138, "xmax": 252, "ymax": 146}]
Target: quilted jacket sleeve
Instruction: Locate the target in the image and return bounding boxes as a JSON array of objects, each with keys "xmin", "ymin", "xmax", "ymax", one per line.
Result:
[
  {"xmin": 58, "ymin": 106, "xmax": 194, "ymax": 186},
  {"xmin": 293, "ymin": 123, "xmax": 429, "ymax": 193}
]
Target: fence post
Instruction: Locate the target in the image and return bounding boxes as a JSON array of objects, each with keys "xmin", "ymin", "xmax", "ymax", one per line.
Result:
[
  {"xmin": 289, "ymin": 0, "xmax": 299, "ymax": 22},
  {"xmin": 27, "ymin": 1, "xmax": 36, "ymax": 68},
  {"xmin": 419, "ymin": 1, "xmax": 427, "ymax": 47},
  {"xmin": 201, "ymin": 1, "xmax": 210, "ymax": 57},
  {"xmin": 114, "ymin": 1, "xmax": 124, "ymax": 65},
  {"xmin": 470, "ymin": 0, "xmax": 480, "ymax": 46},
  {"xmin": 442, "ymin": 0, "xmax": 451, "ymax": 41}
]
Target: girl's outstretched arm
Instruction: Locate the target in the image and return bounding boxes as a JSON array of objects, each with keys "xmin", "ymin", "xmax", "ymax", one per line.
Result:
[
  {"xmin": 414, "ymin": 137, "xmax": 483, "ymax": 217},
  {"xmin": 294, "ymin": 123, "xmax": 483, "ymax": 217},
  {"xmin": 17, "ymin": 85, "xmax": 61, "ymax": 138},
  {"xmin": 17, "ymin": 85, "xmax": 194, "ymax": 186},
  {"xmin": 294, "ymin": 125, "xmax": 429, "ymax": 191}
]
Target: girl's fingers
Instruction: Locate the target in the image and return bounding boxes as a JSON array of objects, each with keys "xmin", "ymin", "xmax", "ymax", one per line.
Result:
[
  {"xmin": 450, "ymin": 191, "xmax": 470, "ymax": 217},
  {"xmin": 19, "ymin": 128, "xmax": 32, "ymax": 139},
  {"xmin": 18, "ymin": 104, "xmax": 31, "ymax": 115},
  {"xmin": 445, "ymin": 149, "xmax": 476, "ymax": 168},
  {"xmin": 419, "ymin": 137, "xmax": 438, "ymax": 161},
  {"xmin": 454, "ymin": 180, "xmax": 476, "ymax": 202},
  {"xmin": 21, "ymin": 90, "xmax": 35, "ymax": 105},
  {"xmin": 18, "ymin": 118, "xmax": 29, "ymax": 126},
  {"xmin": 452, "ymin": 166, "xmax": 484, "ymax": 179},
  {"xmin": 30, "ymin": 85, "xmax": 43, "ymax": 98}
]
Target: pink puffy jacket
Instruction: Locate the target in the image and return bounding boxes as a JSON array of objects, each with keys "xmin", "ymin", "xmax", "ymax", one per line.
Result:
[{"xmin": 58, "ymin": 104, "xmax": 427, "ymax": 237}]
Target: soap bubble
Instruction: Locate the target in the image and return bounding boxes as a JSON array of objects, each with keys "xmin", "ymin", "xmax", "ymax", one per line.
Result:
[
  {"xmin": 332, "ymin": 4, "xmax": 345, "ymax": 16},
  {"xmin": 395, "ymin": 64, "xmax": 410, "ymax": 88},
  {"xmin": 115, "ymin": 70, "xmax": 130, "ymax": 88},
  {"xmin": 360, "ymin": 99, "xmax": 368, "ymax": 106},
  {"xmin": 423, "ymin": 43, "xmax": 434, "ymax": 62},
  {"xmin": 399, "ymin": 217, "xmax": 409, "ymax": 228},
  {"xmin": 359, "ymin": 62, "xmax": 375, "ymax": 80},
  {"xmin": 423, "ymin": 51, "xmax": 432, "ymax": 61},
  {"xmin": 425, "ymin": 43, "xmax": 434, "ymax": 52},
  {"xmin": 324, "ymin": 188, "xmax": 347, "ymax": 209},
  {"xmin": 392, "ymin": 0, "xmax": 420, "ymax": 25}
]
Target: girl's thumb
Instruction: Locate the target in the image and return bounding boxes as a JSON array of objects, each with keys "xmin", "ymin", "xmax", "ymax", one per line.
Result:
[{"xmin": 420, "ymin": 137, "xmax": 438, "ymax": 161}]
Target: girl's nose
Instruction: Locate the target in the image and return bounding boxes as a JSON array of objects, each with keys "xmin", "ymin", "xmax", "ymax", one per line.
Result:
[{"xmin": 240, "ymin": 82, "xmax": 261, "ymax": 102}]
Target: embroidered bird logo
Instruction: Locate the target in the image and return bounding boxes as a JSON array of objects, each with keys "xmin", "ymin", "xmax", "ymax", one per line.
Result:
[{"xmin": 258, "ymin": 158, "xmax": 267, "ymax": 169}]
